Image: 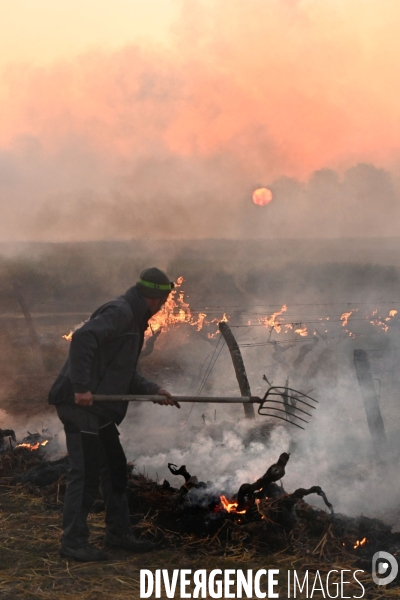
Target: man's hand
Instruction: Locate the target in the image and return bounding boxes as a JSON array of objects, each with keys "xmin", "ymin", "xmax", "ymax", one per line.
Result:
[
  {"xmin": 74, "ymin": 391, "xmax": 93, "ymax": 406},
  {"xmin": 155, "ymin": 388, "xmax": 180, "ymax": 409}
]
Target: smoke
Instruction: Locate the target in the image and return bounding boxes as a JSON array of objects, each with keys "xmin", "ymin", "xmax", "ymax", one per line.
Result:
[
  {"xmin": 1, "ymin": 1, "xmax": 400, "ymax": 240},
  {"xmin": 121, "ymin": 327, "xmax": 400, "ymax": 522},
  {"xmin": 1, "ymin": 240, "xmax": 400, "ymax": 524},
  {"xmin": 0, "ymin": 408, "xmax": 7, "ymax": 426},
  {"xmin": 1, "ymin": 0, "xmax": 400, "ymax": 520}
]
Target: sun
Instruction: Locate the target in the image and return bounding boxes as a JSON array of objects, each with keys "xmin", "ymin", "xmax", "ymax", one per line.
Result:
[{"xmin": 252, "ymin": 188, "xmax": 273, "ymax": 206}]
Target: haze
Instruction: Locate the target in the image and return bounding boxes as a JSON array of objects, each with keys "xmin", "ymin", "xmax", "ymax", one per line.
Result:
[{"xmin": 1, "ymin": 0, "xmax": 400, "ymax": 241}]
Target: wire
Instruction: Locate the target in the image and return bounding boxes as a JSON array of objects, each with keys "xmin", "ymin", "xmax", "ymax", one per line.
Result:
[
  {"xmin": 197, "ymin": 337, "xmax": 226, "ymax": 397},
  {"xmin": 186, "ymin": 301, "xmax": 400, "ymax": 309},
  {"xmin": 181, "ymin": 336, "xmax": 226, "ymax": 427}
]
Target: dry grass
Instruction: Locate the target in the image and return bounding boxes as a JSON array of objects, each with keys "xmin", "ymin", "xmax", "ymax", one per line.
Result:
[{"xmin": 1, "ymin": 482, "xmax": 399, "ymax": 599}]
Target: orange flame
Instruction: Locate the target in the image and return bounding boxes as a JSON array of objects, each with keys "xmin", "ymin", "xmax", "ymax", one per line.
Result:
[
  {"xmin": 62, "ymin": 321, "xmax": 86, "ymax": 342},
  {"xmin": 294, "ymin": 325, "xmax": 308, "ymax": 337},
  {"xmin": 386, "ymin": 309, "xmax": 398, "ymax": 322},
  {"xmin": 16, "ymin": 440, "xmax": 49, "ymax": 451},
  {"xmin": 219, "ymin": 495, "xmax": 246, "ymax": 514},
  {"xmin": 370, "ymin": 315, "xmax": 390, "ymax": 332},
  {"xmin": 354, "ymin": 537, "xmax": 367, "ymax": 549},
  {"xmin": 147, "ymin": 277, "xmax": 226, "ymax": 337},
  {"xmin": 207, "ymin": 312, "xmax": 229, "ymax": 339},
  {"xmin": 62, "ymin": 291, "xmax": 399, "ymax": 347},
  {"xmin": 62, "ymin": 278, "xmax": 226, "ymax": 342},
  {"xmin": 259, "ymin": 304, "xmax": 287, "ymax": 333},
  {"xmin": 340, "ymin": 311, "xmax": 353, "ymax": 327}
]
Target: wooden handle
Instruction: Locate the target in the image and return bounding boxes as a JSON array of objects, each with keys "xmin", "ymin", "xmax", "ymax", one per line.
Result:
[{"xmin": 92, "ymin": 395, "xmax": 261, "ymax": 403}]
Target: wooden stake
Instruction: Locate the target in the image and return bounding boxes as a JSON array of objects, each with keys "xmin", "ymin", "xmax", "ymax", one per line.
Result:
[
  {"xmin": 13, "ymin": 282, "xmax": 45, "ymax": 373},
  {"xmin": 353, "ymin": 349, "xmax": 388, "ymax": 459},
  {"xmin": 218, "ymin": 321, "xmax": 255, "ymax": 419}
]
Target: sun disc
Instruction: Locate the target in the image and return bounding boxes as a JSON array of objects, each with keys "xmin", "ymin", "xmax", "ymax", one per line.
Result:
[{"xmin": 252, "ymin": 187, "xmax": 273, "ymax": 206}]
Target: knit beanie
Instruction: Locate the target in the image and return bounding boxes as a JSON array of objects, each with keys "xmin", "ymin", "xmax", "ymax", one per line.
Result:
[{"xmin": 136, "ymin": 267, "xmax": 174, "ymax": 299}]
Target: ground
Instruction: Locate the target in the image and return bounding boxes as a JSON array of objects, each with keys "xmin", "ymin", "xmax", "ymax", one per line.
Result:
[
  {"xmin": 0, "ymin": 480, "xmax": 398, "ymax": 599},
  {"xmin": 0, "ymin": 486, "xmax": 282, "ymax": 599}
]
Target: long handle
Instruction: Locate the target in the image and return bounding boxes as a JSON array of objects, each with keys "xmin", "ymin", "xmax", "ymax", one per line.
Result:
[{"xmin": 92, "ymin": 394, "xmax": 261, "ymax": 404}]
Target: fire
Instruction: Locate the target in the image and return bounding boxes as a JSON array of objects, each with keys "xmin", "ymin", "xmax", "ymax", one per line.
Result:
[
  {"xmin": 61, "ymin": 285, "xmax": 400, "ymax": 345},
  {"xmin": 340, "ymin": 311, "xmax": 353, "ymax": 327},
  {"xmin": 354, "ymin": 537, "xmax": 367, "ymax": 549},
  {"xmin": 16, "ymin": 440, "xmax": 49, "ymax": 451},
  {"xmin": 62, "ymin": 321, "xmax": 85, "ymax": 341},
  {"xmin": 370, "ymin": 309, "xmax": 392, "ymax": 332},
  {"xmin": 147, "ymin": 277, "xmax": 226, "ymax": 338},
  {"xmin": 294, "ymin": 325, "xmax": 308, "ymax": 337},
  {"xmin": 62, "ymin": 279, "xmax": 226, "ymax": 341},
  {"xmin": 252, "ymin": 188, "xmax": 273, "ymax": 206},
  {"xmin": 207, "ymin": 312, "xmax": 229, "ymax": 339},
  {"xmin": 219, "ymin": 495, "xmax": 246, "ymax": 514},
  {"xmin": 385, "ymin": 309, "xmax": 398, "ymax": 322},
  {"xmin": 375, "ymin": 321, "xmax": 389, "ymax": 332},
  {"xmin": 259, "ymin": 304, "xmax": 287, "ymax": 333}
]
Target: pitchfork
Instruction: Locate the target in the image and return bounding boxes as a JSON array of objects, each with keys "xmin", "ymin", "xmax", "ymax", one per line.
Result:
[{"xmin": 93, "ymin": 386, "xmax": 318, "ymax": 430}]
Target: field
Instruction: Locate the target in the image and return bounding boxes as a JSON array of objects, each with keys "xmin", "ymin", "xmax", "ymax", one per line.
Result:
[{"xmin": 1, "ymin": 238, "xmax": 400, "ymax": 598}]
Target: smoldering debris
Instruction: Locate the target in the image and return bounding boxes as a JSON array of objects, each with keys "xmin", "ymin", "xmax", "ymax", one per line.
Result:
[
  {"xmin": 2, "ymin": 439, "xmax": 400, "ymax": 595},
  {"xmin": 0, "ymin": 428, "xmax": 16, "ymax": 454},
  {"xmin": 0, "ymin": 425, "xmax": 59, "ymax": 457}
]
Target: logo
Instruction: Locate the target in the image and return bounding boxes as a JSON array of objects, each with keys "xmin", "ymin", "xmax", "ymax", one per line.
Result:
[{"xmin": 372, "ymin": 551, "xmax": 398, "ymax": 585}]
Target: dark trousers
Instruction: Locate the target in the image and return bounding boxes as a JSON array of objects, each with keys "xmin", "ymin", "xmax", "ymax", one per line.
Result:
[{"xmin": 56, "ymin": 404, "xmax": 131, "ymax": 548}]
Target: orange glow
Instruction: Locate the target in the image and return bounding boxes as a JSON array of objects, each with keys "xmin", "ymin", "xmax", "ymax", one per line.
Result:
[
  {"xmin": 16, "ymin": 440, "xmax": 49, "ymax": 451},
  {"xmin": 150, "ymin": 277, "xmax": 202, "ymax": 334},
  {"xmin": 219, "ymin": 495, "xmax": 246, "ymax": 514},
  {"xmin": 370, "ymin": 319, "xmax": 389, "ymax": 333},
  {"xmin": 252, "ymin": 188, "xmax": 273, "ymax": 206},
  {"xmin": 354, "ymin": 537, "xmax": 367, "ymax": 549},
  {"xmin": 340, "ymin": 311, "xmax": 353, "ymax": 327},
  {"xmin": 3, "ymin": 0, "xmax": 400, "ymax": 248},
  {"xmin": 259, "ymin": 304, "xmax": 287, "ymax": 333},
  {"xmin": 294, "ymin": 325, "xmax": 308, "ymax": 337},
  {"xmin": 62, "ymin": 278, "xmax": 226, "ymax": 342},
  {"xmin": 147, "ymin": 277, "xmax": 226, "ymax": 338},
  {"xmin": 63, "ymin": 300, "xmax": 399, "ymax": 348},
  {"xmin": 386, "ymin": 309, "xmax": 398, "ymax": 321}
]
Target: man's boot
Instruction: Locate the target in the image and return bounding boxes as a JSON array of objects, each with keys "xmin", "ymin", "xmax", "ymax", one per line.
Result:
[
  {"xmin": 60, "ymin": 543, "xmax": 109, "ymax": 562},
  {"xmin": 104, "ymin": 532, "xmax": 155, "ymax": 553}
]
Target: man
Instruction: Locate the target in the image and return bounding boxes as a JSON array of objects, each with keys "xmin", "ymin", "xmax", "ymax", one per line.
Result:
[{"xmin": 49, "ymin": 267, "xmax": 179, "ymax": 562}]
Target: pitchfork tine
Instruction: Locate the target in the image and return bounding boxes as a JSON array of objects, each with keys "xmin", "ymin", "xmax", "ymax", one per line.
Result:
[
  {"xmin": 283, "ymin": 387, "xmax": 319, "ymax": 403},
  {"xmin": 256, "ymin": 411, "xmax": 305, "ymax": 430},
  {"xmin": 266, "ymin": 391, "xmax": 317, "ymax": 411},
  {"xmin": 266, "ymin": 387, "xmax": 318, "ymax": 410},
  {"xmin": 260, "ymin": 398, "xmax": 312, "ymax": 418},
  {"xmin": 275, "ymin": 392, "xmax": 316, "ymax": 411},
  {"xmin": 258, "ymin": 406, "xmax": 309, "ymax": 424}
]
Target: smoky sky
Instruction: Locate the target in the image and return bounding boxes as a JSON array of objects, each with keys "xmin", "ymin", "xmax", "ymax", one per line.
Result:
[{"xmin": 1, "ymin": 0, "xmax": 400, "ymax": 241}]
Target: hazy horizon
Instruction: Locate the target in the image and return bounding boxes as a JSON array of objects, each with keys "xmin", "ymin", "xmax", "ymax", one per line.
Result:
[{"xmin": 1, "ymin": 1, "xmax": 400, "ymax": 241}]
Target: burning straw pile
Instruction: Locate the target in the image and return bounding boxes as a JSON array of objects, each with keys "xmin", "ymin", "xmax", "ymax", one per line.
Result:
[{"xmin": 1, "ymin": 440, "xmax": 400, "ymax": 598}]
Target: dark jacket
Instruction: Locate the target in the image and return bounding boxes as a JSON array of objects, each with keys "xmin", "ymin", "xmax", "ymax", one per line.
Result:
[{"xmin": 48, "ymin": 286, "xmax": 160, "ymax": 424}]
